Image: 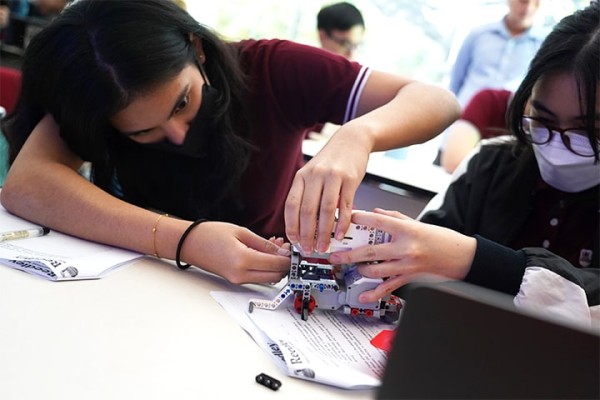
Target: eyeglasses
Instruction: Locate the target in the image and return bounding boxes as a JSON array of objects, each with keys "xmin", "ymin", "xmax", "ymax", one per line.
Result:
[
  {"xmin": 522, "ymin": 116, "xmax": 599, "ymax": 157},
  {"xmin": 326, "ymin": 34, "xmax": 361, "ymax": 52}
]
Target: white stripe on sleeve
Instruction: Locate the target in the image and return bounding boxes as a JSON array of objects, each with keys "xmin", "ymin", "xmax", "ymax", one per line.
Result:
[{"xmin": 343, "ymin": 66, "xmax": 371, "ymax": 123}]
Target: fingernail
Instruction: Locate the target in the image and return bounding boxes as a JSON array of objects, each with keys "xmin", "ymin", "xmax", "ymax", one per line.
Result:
[
  {"xmin": 277, "ymin": 247, "xmax": 291, "ymax": 256},
  {"xmin": 302, "ymin": 245, "xmax": 312, "ymax": 255},
  {"xmin": 316, "ymin": 241, "xmax": 328, "ymax": 253},
  {"xmin": 358, "ymin": 294, "xmax": 368, "ymax": 303},
  {"xmin": 329, "ymin": 254, "xmax": 340, "ymax": 263}
]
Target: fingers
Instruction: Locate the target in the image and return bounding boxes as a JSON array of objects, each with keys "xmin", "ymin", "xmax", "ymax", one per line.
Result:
[
  {"xmin": 226, "ymin": 251, "xmax": 289, "ymax": 284},
  {"xmin": 333, "ymin": 182, "xmax": 356, "ymax": 242},
  {"xmin": 351, "ymin": 210, "xmax": 413, "ymax": 237},
  {"xmin": 243, "ymin": 231, "xmax": 291, "ymax": 257},
  {"xmin": 357, "ymin": 275, "xmax": 412, "ymax": 303},
  {"xmin": 293, "ymin": 167, "xmax": 323, "ymax": 255},
  {"xmin": 286, "ymin": 169, "xmax": 344, "ymax": 255},
  {"xmin": 268, "ymin": 236, "xmax": 283, "ymax": 246},
  {"xmin": 268, "ymin": 236, "xmax": 290, "ymax": 251},
  {"xmin": 314, "ymin": 177, "xmax": 341, "ymax": 253},
  {"xmin": 285, "ymin": 153, "xmax": 361, "ymax": 256},
  {"xmin": 332, "ymin": 245, "xmax": 372, "ymax": 265},
  {"xmin": 284, "ymin": 174, "xmax": 305, "ymax": 246},
  {"xmin": 357, "ymin": 259, "xmax": 415, "ymax": 279},
  {"xmin": 237, "ymin": 233, "xmax": 290, "ymax": 283},
  {"xmin": 301, "ymin": 170, "xmax": 346, "ymax": 255},
  {"xmin": 372, "ymin": 208, "xmax": 413, "ymax": 220}
]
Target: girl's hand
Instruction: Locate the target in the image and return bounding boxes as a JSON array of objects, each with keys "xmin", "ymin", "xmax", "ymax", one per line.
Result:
[
  {"xmin": 328, "ymin": 208, "xmax": 476, "ymax": 303},
  {"xmin": 180, "ymin": 221, "xmax": 291, "ymax": 285},
  {"xmin": 285, "ymin": 126, "xmax": 369, "ymax": 256}
]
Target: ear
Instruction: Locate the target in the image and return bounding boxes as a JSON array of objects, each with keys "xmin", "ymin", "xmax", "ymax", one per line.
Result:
[
  {"xmin": 189, "ymin": 33, "xmax": 206, "ymax": 64},
  {"xmin": 318, "ymin": 29, "xmax": 328, "ymax": 45}
]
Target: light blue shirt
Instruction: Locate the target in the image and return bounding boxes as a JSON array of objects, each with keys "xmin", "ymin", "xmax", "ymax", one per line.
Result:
[{"xmin": 449, "ymin": 18, "xmax": 547, "ymax": 107}]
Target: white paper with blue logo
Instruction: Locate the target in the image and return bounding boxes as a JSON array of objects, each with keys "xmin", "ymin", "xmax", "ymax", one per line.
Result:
[{"xmin": 0, "ymin": 204, "xmax": 142, "ymax": 281}]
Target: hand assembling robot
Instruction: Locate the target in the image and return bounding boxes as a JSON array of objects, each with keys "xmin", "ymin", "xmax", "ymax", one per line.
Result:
[{"xmin": 248, "ymin": 212, "xmax": 402, "ymax": 322}]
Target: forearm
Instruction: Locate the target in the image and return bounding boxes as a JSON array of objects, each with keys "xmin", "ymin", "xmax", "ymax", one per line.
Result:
[
  {"xmin": 351, "ymin": 80, "xmax": 460, "ymax": 152},
  {"xmin": 440, "ymin": 120, "xmax": 481, "ymax": 173},
  {"xmin": 2, "ymin": 165, "xmax": 290, "ymax": 284},
  {"xmin": 1, "ymin": 115, "xmax": 192, "ymax": 258},
  {"xmin": 2, "ymin": 163, "xmax": 193, "ymax": 258},
  {"xmin": 465, "ymin": 235, "xmax": 527, "ymax": 296},
  {"xmin": 466, "ymin": 235, "xmax": 600, "ymax": 304}
]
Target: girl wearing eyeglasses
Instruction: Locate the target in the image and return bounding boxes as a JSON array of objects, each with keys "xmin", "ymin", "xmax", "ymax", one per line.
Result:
[{"xmin": 330, "ymin": 3, "xmax": 599, "ymax": 327}]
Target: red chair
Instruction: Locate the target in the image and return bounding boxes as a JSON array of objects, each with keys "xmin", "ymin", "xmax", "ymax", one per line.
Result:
[{"xmin": 0, "ymin": 67, "xmax": 22, "ymax": 114}]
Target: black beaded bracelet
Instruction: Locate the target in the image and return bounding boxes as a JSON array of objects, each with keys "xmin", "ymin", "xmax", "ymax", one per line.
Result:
[{"xmin": 175, "ymin": 219, "xmax": 208, "ymax": 270}]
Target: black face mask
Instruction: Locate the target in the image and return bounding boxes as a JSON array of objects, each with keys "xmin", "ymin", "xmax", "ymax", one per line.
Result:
[{"xmin": 143, "ymin": 83, "xmax": 219, "ymax": 158}]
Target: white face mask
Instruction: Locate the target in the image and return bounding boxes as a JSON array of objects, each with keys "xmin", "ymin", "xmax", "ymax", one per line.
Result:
[{"xmin": 532, "ymin": 132, "xmax": 600, "ymax": 193}]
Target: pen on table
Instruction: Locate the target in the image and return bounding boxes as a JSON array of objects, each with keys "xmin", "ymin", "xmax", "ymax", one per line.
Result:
[{"xmin": 0, "ymin": 227, "xmax": 51, "ymax": 242}]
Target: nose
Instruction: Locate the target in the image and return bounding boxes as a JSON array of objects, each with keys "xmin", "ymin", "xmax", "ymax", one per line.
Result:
[{"xmin": 163, "ymin": 118, "xmax": 189, "ymax": 145}]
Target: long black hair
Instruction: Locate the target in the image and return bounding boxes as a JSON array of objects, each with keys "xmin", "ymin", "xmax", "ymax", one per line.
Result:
[
  {"xmin": 508, "ymin": 2, "xmax": 599, "ymax": 161},
  {"xmin": 3, "ymin": 0, "xmax": 254, "ymax": 217}
]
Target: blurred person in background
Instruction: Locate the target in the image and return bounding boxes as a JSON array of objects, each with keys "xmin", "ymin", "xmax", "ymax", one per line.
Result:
[
  {"xmin": 449, "ymin": 0, "xmax": 546, "ymax": 108},
  {"xmin": 172, "ymin": 0, "xmax": 186, "ymax": 10},
  {"xmin": 317, "ymin": 2, "xmax": 364, "ymax": 60},
  {"xmin": 0, "ymin": 4, "xmax": 8, "ymax": 29},
  {"xmin": 439, "ymin": 88, "xmax": 513, "ymax": 173},
  {"xmin": 309, "ymin": 2, "xmax": 365, "ymax": 138},
  {"xmin": 28, "ymin": 0, "xmax": 68, "ymax": 19}
]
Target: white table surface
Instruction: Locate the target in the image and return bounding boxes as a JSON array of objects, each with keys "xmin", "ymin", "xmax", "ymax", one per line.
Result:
[{"xmin": 0, "ymin": 258, "xmax": 375, "ymax": 400}]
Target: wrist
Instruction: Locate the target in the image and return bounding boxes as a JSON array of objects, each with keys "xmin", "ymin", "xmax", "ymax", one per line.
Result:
[
  {"xmin": 465, "ymin": 235, "xmax": 526, "ymax": 295},
  {"xmin": 329, "ymin": 121, "xmax": 376, "ymax": 153},
  {"xmin": 152, "ymin": 216, "xmax": 197, "ymax": 261},
  {"xmin": 456, "ymin": 236, "xmax": 477, "ymax": 280},
  {"xmin": 176, "ymin": 219, "xmax": 209, "ymax": 269}
]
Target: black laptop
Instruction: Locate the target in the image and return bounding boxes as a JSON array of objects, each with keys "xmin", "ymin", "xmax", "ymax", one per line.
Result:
[{"xmin": 377, "ymin": 279, "xmax": 600, "ymax": 399}]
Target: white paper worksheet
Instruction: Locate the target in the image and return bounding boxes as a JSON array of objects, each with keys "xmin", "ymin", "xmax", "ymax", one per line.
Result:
[
  {"xmin": 0, "ymin": 204, "xmax": 143, "ymax": 281},
  {"xmin": 211, "ymin": 288, "xmax": 397, "ymax": 390}
]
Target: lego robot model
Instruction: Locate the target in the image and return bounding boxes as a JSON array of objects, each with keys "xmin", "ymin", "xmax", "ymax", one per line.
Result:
[{"xmin": 248, "ymin": 220, "xmax": 402, "ymax": 322}]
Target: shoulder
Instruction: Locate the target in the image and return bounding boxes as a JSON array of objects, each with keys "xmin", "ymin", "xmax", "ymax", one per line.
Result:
[
  {"xmin": 234, "ymin": 38, "xmax": 315, "ymax": 54},
  {"xmin": 231, "ymin": 39, "xmax": 365, "ymax": 125},
  {"xmin": 458, "ymin": 20, "xmax": 504, "ymax": 51},
  {"xmin": 234, "ymin": 38, "xmax": 362, "ymax": 80},
  {"xmin": 469, "ymin": 89, "xmax": 511, "ymax": 106},
  {"xmin": 431, "ymin": 137, "xmax": 519, "ymax": 207},
  {"xmin": 468, "ymin": 20, "xmax": 504, "ymax": 38},
  {"xmin": 234, "ymin": 38, "xmax": 349, "ymax": 66},
  {"xmin": 467, "ymin": 136, "xmax": 519, "ymax": 169},
  {"xmin": 451, "ymin": 136, "xmax": 533, "ymax": 189},
  {"xmin": 460, "ymin": 137, "xmax": 539, "ymax": 196}
]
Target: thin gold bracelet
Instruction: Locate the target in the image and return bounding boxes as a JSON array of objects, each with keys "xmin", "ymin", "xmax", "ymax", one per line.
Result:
[{"xmin": 152, "ymin": 213, "xmax": 169, "ymax": 258}]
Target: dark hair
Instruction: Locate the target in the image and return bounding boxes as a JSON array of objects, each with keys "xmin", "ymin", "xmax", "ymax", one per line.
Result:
[
  {"xmin": 317, "ymin": 2, "xmax": 364, "ymax": 35},
  {"xmin": 508, "ymin": 2, "xmax": 600, "ymax": 161},
  {"xmin": 3, "ymin": 0, "xmax": 254, "ymax": 217}
]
